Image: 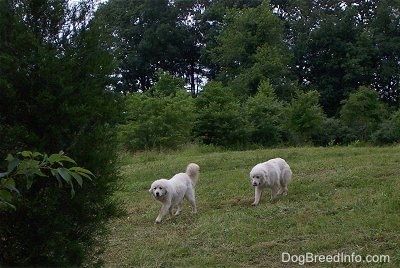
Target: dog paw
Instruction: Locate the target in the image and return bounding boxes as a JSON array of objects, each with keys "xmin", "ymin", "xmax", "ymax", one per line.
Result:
[{"xmin": 251, "ymin": 202, "xmax": 258, "ymax": 206}]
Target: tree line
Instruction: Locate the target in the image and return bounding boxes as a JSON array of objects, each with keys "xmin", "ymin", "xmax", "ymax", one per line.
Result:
[
  {"xmin": 0, "ymin": 0, "xmax": 399, "ymax": 266},
  {"xmin": 96, "ymin": 0, "xmax": 400, "ymax": 114},
  {"xmin": 109, "ymin": 0, "xmax": 400, "ymax": 151}
]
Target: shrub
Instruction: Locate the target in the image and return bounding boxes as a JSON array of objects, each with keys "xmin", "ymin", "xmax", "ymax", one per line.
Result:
[
  {"xmin": 340, "ymin": 86, "xmax": 387, "ymax": 141},
  {"xmin": 119, "ymin": 88, "xmax": 195, "ymax": 151},
  {"xmin": 194, "ymin": 82, "xmax": 251, "ymax": 148},
  {"xmin": 244, "ymin": 80, "xmax": 284, "ymax": 146},
  {"xmin": 372, "ymin": 109, "xmax": 400, "ymax": 144},
  {"xmin": 0, "ymin": 2, "xmax": 121, "ymax": 266},
  {"xmin": 284, "ymin": 90, "xmax": 325, "ymax": 144}
]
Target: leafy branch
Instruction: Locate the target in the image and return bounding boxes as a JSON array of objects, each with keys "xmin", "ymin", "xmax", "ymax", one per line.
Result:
[{"xmin": 0, "ymin": 151, "xmax": 94, "ymax": 210}]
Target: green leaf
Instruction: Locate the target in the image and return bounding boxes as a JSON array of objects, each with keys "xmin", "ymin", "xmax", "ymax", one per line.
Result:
[
  {"xmin": 32, "ymin": 152, "xmax": 43, "ymax": 158},
  {"xmin": 60, "ymin": 155, "xmax": 77, "ymax": 165},
  {"xmin": 55, "ymin": 173, "xmax": 63, "ymax": 188},
  {"xmin": 5, "ymin": 154, "xmax": 14, "ymax": 162},
  {"xmin": 7, "ymin": 155, "xmax": 19, "ymax": 173},
  {"xmin": 69, "ymin": 167, "xmax": 95, "ymax": 177},
  {"xmin": 69, "ymin": 172, "xmax": 83, "ymax": 187},
  {"xmin": 57, "ymin": 168, "xmax": 71, "ymax": 183},
  {"xmin": 1, "ymin": 177, "xmax": 17, "ymax": 192},
  {"xmin": 33, "ymin": 169, "xmax": 47, "ymax": 177},
  {"xmin": 49, "ymin": 154, "xmax": 63, "ymax": 165},
  {"xmin": 19, "ymin": 151, "xmax": 32, "ymax": 158},
  {"xmin": 0, "ymin": 189, "xmax": 12, "ymax": 202}
]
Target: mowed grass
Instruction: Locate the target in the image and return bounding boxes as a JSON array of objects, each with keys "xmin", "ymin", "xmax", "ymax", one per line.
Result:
[{"xmin": 101, "ymin": 146, "xmax": 400, "ymax": 267}]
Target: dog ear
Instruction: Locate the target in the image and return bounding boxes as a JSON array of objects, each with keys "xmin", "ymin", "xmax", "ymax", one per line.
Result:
[
  {"xmin": 149, "ymin": 187, "xmax": 153, "ymax": 193},
  {"xmin": 262, "ymin": 170, "xmax": 268, "ymax": 183}
]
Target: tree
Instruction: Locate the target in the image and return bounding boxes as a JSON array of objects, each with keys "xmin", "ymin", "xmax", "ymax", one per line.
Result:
[
  {"xmin": 284, "ymin": 90, "xmax": 325, "ymax": 144},
  {"xmin": 194, "ymin": 82, "xmax": 251, "ymax": 147},
  {"xmin": 274, "ymin": 0, "xmax": 400, "ymax": 115},
  {"xmin": 340, "ymin": 86, "xmax": 387, "ymax": 141},
  {"xmin": 119, "ymin": 72, "xmax": 195, "ymax": 151},
  {"xmin": 209, "ymin": 0, "xmax": 293, "ymax": 98},
  {"xmin": 0, "ymin": 151, "xmax": 93, "ymax": 211},
  {"xmin": 372, "ymin": 109, "xmax": 400, "ymax": 144},
  {"xmin": 0, "ymin": 0, "xmax": 121, "ymax": 266},
  {"xmin": 370, "ymin": 0, "xmax": 400, "ymax": 106},
  {"xmin": 244, "ymin": 80, "xmax": 284, "ymax": 146},
  {"xmin": 95, "ymin": 0, "xmax": 205, "ymax": 94}
]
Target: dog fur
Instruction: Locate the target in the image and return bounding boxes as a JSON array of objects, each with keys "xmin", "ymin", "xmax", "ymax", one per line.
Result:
[
  {"xmin": 249, "ymin": 158, "xmax": 292, "ymax": 206},
  {"xmin": 149, "ymin": 163, "xmax": 200, "ymax": 223}
]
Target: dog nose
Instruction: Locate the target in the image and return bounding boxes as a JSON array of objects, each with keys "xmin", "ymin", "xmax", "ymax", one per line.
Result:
[
  {"xmin": 155, "ymin": 192, "xmax": 160, "ymax": 196},
  {"xmin": 252, "ymin": 182, "xmax": 258, "ymax": 186}
]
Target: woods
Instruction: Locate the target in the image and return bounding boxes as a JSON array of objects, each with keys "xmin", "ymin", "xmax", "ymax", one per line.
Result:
[{"xmin": 0, "ymin": 0, "xmax": 399, "ymax": 266}]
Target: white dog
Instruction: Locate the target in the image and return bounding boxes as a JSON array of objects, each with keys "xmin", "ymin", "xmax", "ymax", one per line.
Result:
[
  {"xmin": 149, "ymin": 163, "xmax": 200, "ymax": 223},
  {"xmin": 249, "ymin": 158, "xmax": 292, "ymax": 206}
]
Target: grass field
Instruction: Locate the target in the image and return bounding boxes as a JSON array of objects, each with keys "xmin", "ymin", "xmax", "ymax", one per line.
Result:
[{"xmin": 100, "ymin": 145, "xmax": 400, "ymax": 267}]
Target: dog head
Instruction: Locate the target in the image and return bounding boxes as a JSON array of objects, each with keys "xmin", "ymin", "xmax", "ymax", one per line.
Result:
[
  {"xmin": 250, "ymin": 173, "xmax": 264, "ymax": 187},
  {"xmin": 149, "ymin": 179, "xmax": 169, "ymax": 200},
  {"xmin": 249, "ymin": 166, "xmax": 267, "ymax": 187}
]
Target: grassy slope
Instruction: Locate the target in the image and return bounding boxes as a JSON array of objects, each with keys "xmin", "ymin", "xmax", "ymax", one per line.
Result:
[{"xmin": 101, "ymin": 146, "xmax": 400, "ymax": 267}]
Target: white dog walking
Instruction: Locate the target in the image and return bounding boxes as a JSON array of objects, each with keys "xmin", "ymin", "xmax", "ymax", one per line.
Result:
[
  {"xmin": 149, "ymin": 163, "xmax": 200, "ymax": 223},
  {"xmin": 249, "ymin": 158, "xmax": 292, "ymax": 206}
]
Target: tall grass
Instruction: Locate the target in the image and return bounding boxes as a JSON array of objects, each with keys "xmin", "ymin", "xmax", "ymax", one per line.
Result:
[{"xmin": 101, "ymin": 146, "xmax": 399, "ymax": 267}]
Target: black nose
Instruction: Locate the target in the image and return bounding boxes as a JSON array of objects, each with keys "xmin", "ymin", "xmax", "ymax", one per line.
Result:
[
  {"xmin": 252, "ymin": 183, "xmax": 258, "ymax": 186},
  {"xmin": 156, "ymin": 192, "xmax": 160, "ymax": 196}
]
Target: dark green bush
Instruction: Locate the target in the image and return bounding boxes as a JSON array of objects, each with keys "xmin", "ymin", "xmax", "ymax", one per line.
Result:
[
  {"xmin": 372, "ymin": 110, "xmax": 400, "ymax": 144},
  {"xmin": 194, "ymin": 82, "xmax": 251, "ymax": 148},
  {"xmin": 244, "ymin": 81, "xmax": 284, "ymax": 146},
  {"xmin": 119, "ymin": 75, "xmax": 195, "ymax": 152},
  {"xmin": 283, "ymin": 90, "xmax": 325, "ymax": 145},
  {"xmin": 340, "ymin": 86, "xmax": 387, "ymax": 141},
  {"xmin": 0, "ymin": 1, "xmax": 121, "ymax": 266}
]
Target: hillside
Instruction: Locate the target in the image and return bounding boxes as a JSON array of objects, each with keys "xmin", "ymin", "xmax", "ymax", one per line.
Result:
[{"xmin": 101, "ymin": 146, "xmax": 399, "ymax": 267}]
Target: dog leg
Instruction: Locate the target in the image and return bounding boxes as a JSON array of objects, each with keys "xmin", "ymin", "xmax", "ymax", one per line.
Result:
[
  {"xmin": 252, "ymin": 187, "xmax": 263, "ymax": 206},
  {"xmin": 281, "ymin": 185, "xmax": 288, "ymax": 196},
  {"xmin": 155, "ymin": 203, "xmax": 170, "ymax": 224},
  {"xmin": 187, "ymin": 196, "xmax": 197, "ymax": 214},
  {"xmin": 271, "ymin": 186, "xmax": 280, "ymax": 200},
  {"xmin": 185, "ymin": 189, "xmax": 197, "ymax": 213},
  {"xmin": 175, "ymin": 202, "xmax": 183, "ymax": 216}
]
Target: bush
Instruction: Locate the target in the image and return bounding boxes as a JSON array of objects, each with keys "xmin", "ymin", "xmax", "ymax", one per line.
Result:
[
  {"xmin": 0, "ymin": 2, "xmax": 122, "ymax": 266},
  {"xmin": 119, "ymin": 86, "xmax": 195, "ymax": 152},
  {"xmin": 340, "ymin": 86, "xmax": 387, "ymax": 141},
  {"xmin": 284, "ymin": 90, "xmax": 325, "ymax": 144},
  {"xmin": 244, "ymin": 81, "xmax": 284, "ymax": 146},
  {"xmin": 372, "ymin": 109, "xmax": 400, "ymax": 144},
  {"xmin": 311, "ymin": 117, "xmax": 353, "ymax": 146},
  {"xmin": 193, "ymin": 82, "xmax": 251, "ymax": 148}
]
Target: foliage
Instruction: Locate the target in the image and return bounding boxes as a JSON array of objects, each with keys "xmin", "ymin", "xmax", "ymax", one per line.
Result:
[
  {"xmin": 372, "ymin": 109, "xmax": 400, "ymax": 144},
  {"xmin": 119, "ymin": 73, "xmax": 195, "ymax": 151},
  {"xmin": 209, "ymin": 0, "xmax": 292, "ymax": 97},
  {"xmin": 274, "ymin": 0, "xmax": 400, "ymax": 115},
  {"xmin": 0, "ymin": 151, "xmax": 93, "ymax": 210},
  {"xmin": 284, "ymin": 90, "xmax": 325, "ymax": 144},
  {"xmin": 244, "ymin": 80, "xmax": 284, "ymax": 146},
  {"xmin": 0, "ymin": 1, "xmax": 121, "ymax": 266},
  {"xmin": 95, "ymin": 0, "xmax": 204, "ymax": 94},
  {"xmin": 194, "ymin": 82, "xmax": 251, "ymax": 148},
  {"xmin": 340, "ymin": 86, "xmax": 387, "ymax": 141}
]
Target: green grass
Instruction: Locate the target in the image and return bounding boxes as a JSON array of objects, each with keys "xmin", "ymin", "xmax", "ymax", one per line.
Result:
[{"xmin": 101, "ymin": 146, "xmax": 400, "ymax": 267}]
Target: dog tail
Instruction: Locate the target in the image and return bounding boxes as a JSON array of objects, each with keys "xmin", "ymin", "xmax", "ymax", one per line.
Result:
[{"xmin": 186, "ymin": 163, "xmax": 200, "ymax": 187}]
